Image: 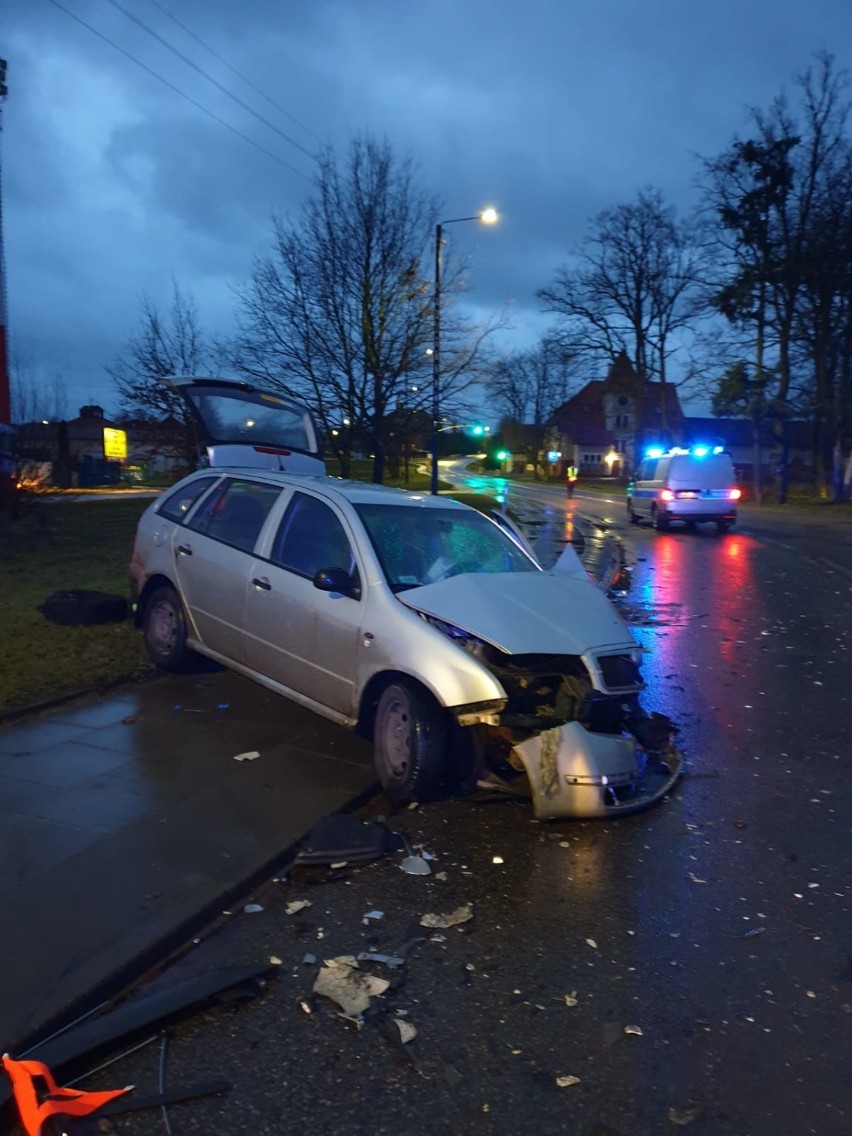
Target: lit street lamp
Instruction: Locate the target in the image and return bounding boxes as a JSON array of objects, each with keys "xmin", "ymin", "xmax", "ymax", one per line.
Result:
[{"xmin": 430, "ymin": 207, "xmax": 498, "ymax": 494}]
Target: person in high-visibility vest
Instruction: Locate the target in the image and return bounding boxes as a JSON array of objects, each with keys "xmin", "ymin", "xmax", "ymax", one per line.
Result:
[{"xmin": 565, "ymin": 464, "xmax": 578, "ymax": 498}]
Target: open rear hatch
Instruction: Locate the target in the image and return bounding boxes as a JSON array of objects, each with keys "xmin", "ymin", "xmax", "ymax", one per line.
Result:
[{"xmin": 162, "ymin": 376, "xmax": 326, "ymax": 474}]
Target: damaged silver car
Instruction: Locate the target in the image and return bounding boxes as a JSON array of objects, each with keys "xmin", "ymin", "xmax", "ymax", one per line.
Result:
[{"xmin": 129, "ymin": 378, "xmax": 680, "ymax": 819}]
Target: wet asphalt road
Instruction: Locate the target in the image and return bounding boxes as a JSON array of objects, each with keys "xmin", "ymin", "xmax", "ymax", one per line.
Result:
[{"xmin": 49, "ymin": 484, "xmax": 852, "ymax": 1136}]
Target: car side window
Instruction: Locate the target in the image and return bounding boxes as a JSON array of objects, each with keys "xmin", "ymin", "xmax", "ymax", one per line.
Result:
[
  {"xmin": 271, "ymin": 492, "xmax": 359, "ymax": 587},
  {"xmin": 186, "ymin": 478, "xmax": 281, "ymax": 552},
  {"xmin": 157, "ymin": 476, "xmax": 219, "ymax": 522}
]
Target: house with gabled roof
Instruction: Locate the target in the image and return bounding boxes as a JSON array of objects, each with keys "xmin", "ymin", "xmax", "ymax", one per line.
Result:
[{"xmin": 548, "ymin": 352, "xmax": 687, "ymax": 476}]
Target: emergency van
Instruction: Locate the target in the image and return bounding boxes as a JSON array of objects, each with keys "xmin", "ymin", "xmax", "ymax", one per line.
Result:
[{"xmin": 627, "ymin": 446, "xmax": 740, "ymax": 532}]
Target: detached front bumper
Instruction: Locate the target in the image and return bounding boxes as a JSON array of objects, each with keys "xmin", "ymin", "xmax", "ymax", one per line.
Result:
[{"xmin": 512, "ymin": 721, "xmax": 683, "ymax": 818}]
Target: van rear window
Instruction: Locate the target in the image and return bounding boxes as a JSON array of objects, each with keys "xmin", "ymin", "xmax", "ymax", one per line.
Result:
[{"xmin": 668, "ymin": 455, "xmax": 734, "ymax": 488}]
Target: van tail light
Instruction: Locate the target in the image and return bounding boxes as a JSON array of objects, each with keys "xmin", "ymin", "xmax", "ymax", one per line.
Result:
[
  {"xmin": 660, "ymin": 489, "xmax": 675, "ymax": 502},
  {"xmin": 729, "ymin": 488, "xmax": 742, "ymax": 500}
]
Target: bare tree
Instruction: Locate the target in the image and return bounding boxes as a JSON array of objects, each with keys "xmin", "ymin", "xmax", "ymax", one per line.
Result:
[
  {"xmin": 106, "ymin": 281, "xmax": 209, "ymax": 466},
  {"xmin": 487, "ymin": 338, "xmax": 579, "ymax": 475},
  {"xmin": 229, "ymin": 135, "xmax": 501, "ymax": 483},
  {"xmin": 537, "ymin": 188, "xmax": 707, "ymax": 443}
]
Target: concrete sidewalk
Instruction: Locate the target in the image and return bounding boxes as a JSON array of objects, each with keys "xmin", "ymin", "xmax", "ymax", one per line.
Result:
[
  {"xmin": 0, "ymin": 672, "xmax": 375, "ymax": 1051},
  {"xmin": 0, "ymin": 512, "xmax": 621, "ymax": 1055}
]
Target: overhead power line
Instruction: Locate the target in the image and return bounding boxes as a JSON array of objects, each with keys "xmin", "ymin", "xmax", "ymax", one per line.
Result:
[
  {"xmin": 146, "ymin": 0, "xmax": 323, "ymax": 147},
  {"xmin": 101, "ymin": 0, "xmax": 317, "ymax": 163},
  {"xmin": 46, "ymin": 0, "xmax": 312, "ymax": 181}
]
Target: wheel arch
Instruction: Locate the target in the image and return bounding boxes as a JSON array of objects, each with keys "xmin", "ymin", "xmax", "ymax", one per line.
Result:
[
  {"xmin": 133, "ymin": 572, "xmax": 178, "ymax": 627},
  {"xmin": 356, "ymin": 669, "xmax": 446, "ymax": 741}
]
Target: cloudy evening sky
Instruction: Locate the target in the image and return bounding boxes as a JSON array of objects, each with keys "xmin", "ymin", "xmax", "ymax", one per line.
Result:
[{"xmin": 4, "ymin": 0, "xmax": 852, "ymax": 418}]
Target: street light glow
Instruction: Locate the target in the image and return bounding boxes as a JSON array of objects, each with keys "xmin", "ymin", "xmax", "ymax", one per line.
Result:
[{"xmin": 479, "ymin": 207, "xmax": 498, "ymax": 225}]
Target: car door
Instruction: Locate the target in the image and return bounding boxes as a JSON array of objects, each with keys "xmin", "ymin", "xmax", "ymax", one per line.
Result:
[
  {"xmin": 173, "ymin": 477, "xmax": 281, "ymax": 663},
  {"xmin": 242, "ymin": 489, "xmax": 365, "ymax": 716}
]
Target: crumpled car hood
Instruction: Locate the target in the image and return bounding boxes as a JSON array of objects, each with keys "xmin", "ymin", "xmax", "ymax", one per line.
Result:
[{"xmin": 399, "ymin": 572, "xmax": 635, "ymax": 656}]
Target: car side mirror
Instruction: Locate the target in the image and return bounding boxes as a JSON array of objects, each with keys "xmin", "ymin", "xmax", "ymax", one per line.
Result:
[{"xmin": 314, "ymin": 566, "xmax": 360, "ymax": 599}]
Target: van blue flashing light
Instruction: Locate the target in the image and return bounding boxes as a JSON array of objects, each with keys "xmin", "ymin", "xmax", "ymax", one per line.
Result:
[{"xmin": 645, "ymin": 444, "xmax": 726, "ymax": 460}]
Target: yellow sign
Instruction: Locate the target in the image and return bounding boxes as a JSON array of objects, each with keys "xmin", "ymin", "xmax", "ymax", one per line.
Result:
[{"xmin": 103, "ymin": 427, "xmax": 127, "ymax": 460}]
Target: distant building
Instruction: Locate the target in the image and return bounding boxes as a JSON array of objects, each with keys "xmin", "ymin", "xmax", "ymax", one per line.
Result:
[{"xmin": 548, "ymin": 353, "xmax": 686, "ymax": 476}]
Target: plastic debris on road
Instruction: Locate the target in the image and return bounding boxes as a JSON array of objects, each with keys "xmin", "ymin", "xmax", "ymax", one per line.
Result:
[
  {"xmin": 243, "ymin": 904, "xmax": 263, "ymax": 914},
  {"xmin": 394, "ymin": 1019, "xmax": 417, "ymax": 1044},
  {"xmin": 564, "ymin": 991, "xmax": 578, "ymax": 1007},
  {"xmin": 624, "ymin": 1024, "xmax": 644, "ymax": 1036},
  {"xmin": 420, "ymin": 903, "xmax": 474, "ymax": 929},
  {"xmin": 268, "ymin": 956, "xmax": 283, "ymax": 966},
  {"xmin": 285, "ymin": 900, "xmax": 313, "ymax": 915},
  {"xmin": 312, "ymin": 961, "xmax": 390, "ymax": 1019},
  {"xmin": 401, "ymin": 855, "xmax": 432, "ymax": 876},
  {"xmin": 556, "ymin": 1075, "xmax": 581, "ymax": 1088},
  {"xmin": 296, "ymin": 814, "xmax": 396, "ymax": 866},
  {"xmin": 363, "ymin": 910, "xmax": 384, "ymax": 921},
  {"xmin": 585, "ymin": 938, "xmax": 598, "ymax": 949},
  {"xmin": 357, "ymin": 952, "xmax": 406, "ymax": 969},
  {"xmin": 492, "ymin": 855, "xmax": 504, "ymax": 864},
  {"xmin": 232, "ymin": 750, "xmax": 260, "ymax": 762}
]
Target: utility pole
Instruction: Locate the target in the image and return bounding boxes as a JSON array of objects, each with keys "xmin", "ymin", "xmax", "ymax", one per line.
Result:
[{"xmin": 0, "ymin": 58, "xmax": 9, "ymax": 426}]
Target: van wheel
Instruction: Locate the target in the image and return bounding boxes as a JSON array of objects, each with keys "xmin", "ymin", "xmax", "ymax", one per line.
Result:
[
  {"xmin": 627, "ymin": 502, "xmax": 640, "ymax": 524},
  {"xmin": 716, "ymin": 520, "xmax": 732, "ymax": 534},
  {"xmin": 652, "ymin": 507, "xmax": 669, "ymax": 532},
  {"xmin": 373, "ymin": 681, "xmax": 447, "ymax": 803}
]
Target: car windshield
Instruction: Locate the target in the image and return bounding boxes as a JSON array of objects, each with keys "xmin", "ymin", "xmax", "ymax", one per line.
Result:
[{"xmin": 355, "ymin": 503, "xmax": 539, "ymax": 592}]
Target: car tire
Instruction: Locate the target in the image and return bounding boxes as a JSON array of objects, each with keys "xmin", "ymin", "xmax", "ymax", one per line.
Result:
[
  {"xmin": 373, "ymin": 681, "xmax": 447, "ymax": 803},
  {"xmin": 652, "ymin": 507, "xmax": 669, "ymax": 532},
  {"xmin": 716, "ymin": 520, "xmax": 732, "ymax": 534},
  {"xmin": 143, "ymin": 585, "xmax": 194, "ymax": 672},
  {"xmin": 39, "ymin": 589, "xmax": 128, "ymax": 626}
]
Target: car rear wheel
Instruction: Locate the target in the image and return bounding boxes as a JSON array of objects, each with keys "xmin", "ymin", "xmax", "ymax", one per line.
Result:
[
  {"xmin": 373, "ymin": 681, "xmax": 447, "ymax": 803},
  {"xmin": 652, "ymin": 506, "xmax": 669, "ymax": 531},
  {"xmin": 716, "ymin": 519, "xmax": 732, "ymax": 533},
  {"xmin": 143, "ymin": 585, "xmax": 193, "ymax": 672},
  {"xmin": 627, "ymin": 502, "xmax": 640, "ymax": 524}
]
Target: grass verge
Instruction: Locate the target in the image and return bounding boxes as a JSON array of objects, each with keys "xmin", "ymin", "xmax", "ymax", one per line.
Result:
[{"xmin": 0, "ymin": 498, "xmax": 153, "ymax": 715}]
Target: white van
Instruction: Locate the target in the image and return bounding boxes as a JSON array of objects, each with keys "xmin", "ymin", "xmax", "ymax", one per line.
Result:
[{"xmin": 627, "ymin": 447, "xmax": 740, "ymax": 532}]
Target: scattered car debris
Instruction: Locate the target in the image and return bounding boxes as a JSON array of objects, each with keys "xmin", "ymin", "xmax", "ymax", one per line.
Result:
[
  {"xmin": 585, "ymin": 938, "xmax": 598, "ymax": 949},
  {"xmin": 420, "ymin": 904, "xmax": 474, "ymax": 929},
  {"xmin": 624, "ymin": 1024, "xmax": 644, "ymax": 1036},
  {"xmin": 555, "ymin": 1075, "xmax": 581, "ymax": 1088},
  {"xmin": 295, "ymin": 813, "xmax": 398, "ymax": 866},
  {"xmin": 564, "ymin": 992, "xmax": 578, "ymax": 1007},
  {"xmin": 312, "ymin": 961, "xmax": 390, "ymax": 1019},
  {"xmin": 687, "ymin": 873, "xmax": 708, "ymax": 884},
  {"xmin": 492, "ymin": 855, "xmax": 504, "ymax": 864},
  {"xmin": 2, "ymin": 1053, "xmax": 132, "ymax": 1134},
  {"xmin": 243, "ymin": 904, "xmax": 263, "ymax": 914},
  {"xmin": 401, "ymin": 854, "xmax": 432, "ymax": 876},
  {"xmin": 301, "ymin": 953, "xmax": 317, "ymax": 966},
  {"xmin": 7, "ymin": 964, "xmax": 274, "ymax": 1108},
  {"xmin": 668, "ymin": 1105, "xmax": 701, "ymax": 1125},
  {"xmin": 356, "ymin": 952, "xmax": 406, "ymax": 969},
  {"xmin": 285, "ymin": 900, "xmax": 313, "ymax": 916},
  {"xmin": 394, "ymin": 1020, "xmax": 417, "ymax": 1044},
  {"xmin": 435, "ymin": 871, "xmax": 449, "ymax": 881},
  {"xmin": 363, "ymin": 910, "xmax": 384, "ymax": 921},
  {"xmin": 740, "ymin": 927, "xmax": 766, "ymax": 939},
  {"xmin": 268, "ymin": 956, "xmax": 283, "ymax": 966},
  {"xmin": 233, "ymin": 751, "xmax": 260, "ymax": 762}
]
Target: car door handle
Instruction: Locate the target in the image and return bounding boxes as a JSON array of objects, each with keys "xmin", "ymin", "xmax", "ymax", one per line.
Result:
[
  {"xmin": 252, "ymin": 577, "xmax": 272, "ymax": 591},
  {"xmin": 177, "ymin": 544, "xmax": 193, "ymax": 556}
]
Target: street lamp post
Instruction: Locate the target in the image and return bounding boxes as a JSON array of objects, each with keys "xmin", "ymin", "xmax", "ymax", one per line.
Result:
[{"xmin": 430, "ymin": 207, "xmax": 498, "ymax": 495}]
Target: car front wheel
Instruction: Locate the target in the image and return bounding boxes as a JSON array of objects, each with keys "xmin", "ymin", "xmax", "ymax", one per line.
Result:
[
  {"xmin": 143, "ymin": 585, "xmax": 193, "ymax": 671},
  {"xmin": 373, "ymin": 681, "xmax": 447, "ymax": 803}
]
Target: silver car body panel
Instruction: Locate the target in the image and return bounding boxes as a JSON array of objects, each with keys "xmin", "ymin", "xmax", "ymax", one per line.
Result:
[
  {"xmin": 513, "ymin": 724, "xmax": 683, "ymax": 819},
  {"xmin": 398, "ymin": 572, "xmax": 635, "ymax": 659}
]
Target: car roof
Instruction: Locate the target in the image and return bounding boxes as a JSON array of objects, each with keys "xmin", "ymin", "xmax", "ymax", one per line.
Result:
[{"xmin": 193, "ymin": 469, "xmax": 475, "ymax": 511}]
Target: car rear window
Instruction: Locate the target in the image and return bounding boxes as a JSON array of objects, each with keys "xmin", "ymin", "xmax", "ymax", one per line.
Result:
[{"xmin": 668, "ymin": 455, "xmax": 734, "ymax": 488}]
